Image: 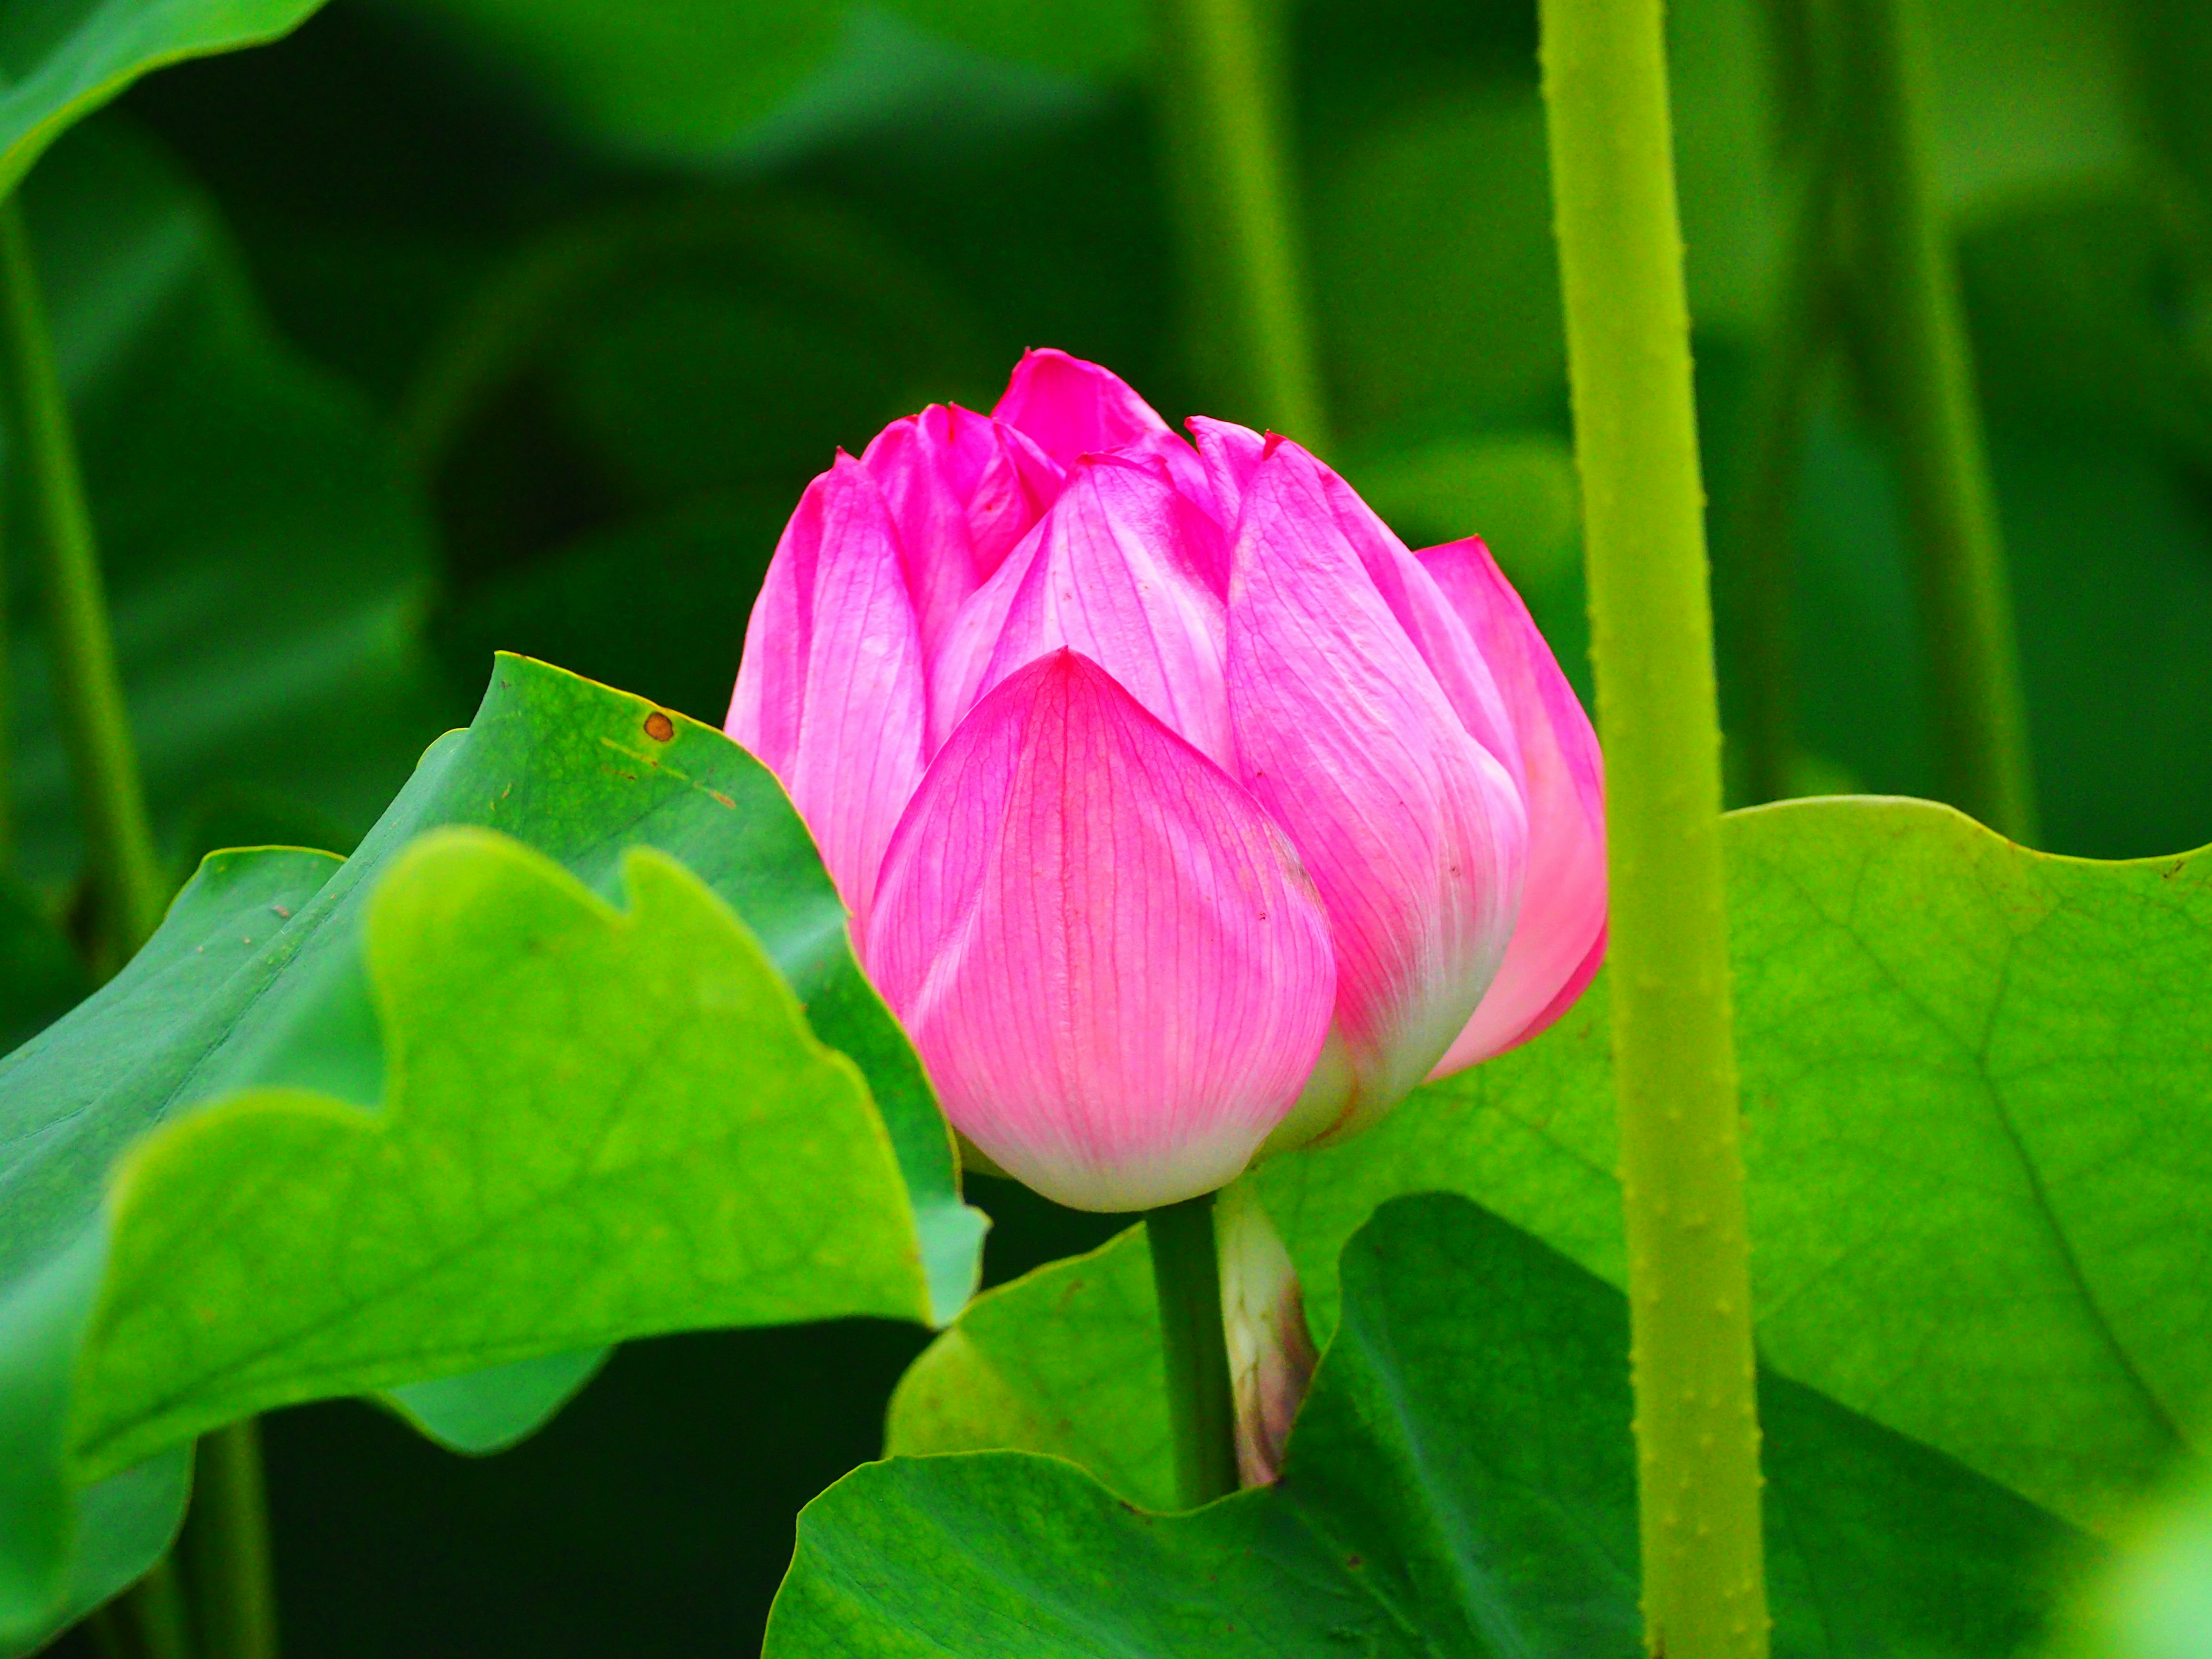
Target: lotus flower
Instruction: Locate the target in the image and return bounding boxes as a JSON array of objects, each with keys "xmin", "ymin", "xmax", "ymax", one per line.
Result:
[{"xmin": 730, "ymin": 350, "xmax": 1605, "ymax": 1211}]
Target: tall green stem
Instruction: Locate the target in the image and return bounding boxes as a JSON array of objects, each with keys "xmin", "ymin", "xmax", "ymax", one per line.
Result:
[
  {"xmin": 1150, "ymin": 0, "xmax": 1330, "ymax": 445},
  {"xmin": 0, "ymin": 196, "xmax": 164, "ymax": 956},
  {"xmin": 1146, "ymin": 1193, "xmax": 1238, "ymax": 1509},
  {"xmin": 188, "ymin": 1422, "xmax": 280, "ymax": 1659},
  {"xmin": 1538, "ymin": 1, "xmax": 1768, "ymax": 1657},
  {"xmin": 89, "ymin": 1556, "xmax": 198, "ymax": 1659},
  {"xmin": 1725, "ymin": 145, "xmax": 1839, "ymax": 806},
  {"xmin": 1834, "ymin": 0, "xmax": 2036, "ymax": 842}
]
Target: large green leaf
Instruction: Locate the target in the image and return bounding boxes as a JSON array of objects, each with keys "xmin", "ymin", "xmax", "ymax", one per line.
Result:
[
  {"xmin": 7, "ymin": 119, "xmax": 446, "ymax": 891},
  {"xmin": 786, "ymin": 1195, "xmax": 2077, "ymax": 1657},
  {"xmin": 0, "ymin": 0, "xmax": 320, "ymax": 195},
  {"xmin": 78, "ymin": 830, "xmax": 924, "ymax": 1475},
  {"xmin": 0, "ymin": 653, "xmax": 983, "ymax": 1645},
  {"xmin": 891, "ymin": 797, "xmax": 2211, "ymax": 1529}
]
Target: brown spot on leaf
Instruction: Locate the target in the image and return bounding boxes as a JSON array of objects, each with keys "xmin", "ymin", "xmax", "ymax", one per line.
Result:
[{"xmin": 643, "ymin": 711, "xmax": 676, "ymax": 743}]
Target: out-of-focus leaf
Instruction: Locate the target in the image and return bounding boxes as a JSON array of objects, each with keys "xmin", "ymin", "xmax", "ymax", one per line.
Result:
[
  {"xmin": 371, "ymin": 0, "xmax": 1127, "ymax": 162},
  {"xmin": 434, "ymin": 494, "xmax": 786, "ymax": 726},
  {"xmin": 0, "ymin": 1453, "xmax": 187, "ymax": 1659},
  {"xmin": 2055, "ymin": 1478, "xmax": 2212, "ymax": 1659},
  {"xmin": 796, "ymin": 1196, "xmax": 2077, "ymax": 1657},
  {"xmin": 1308, "ymin": 85, "xmax": 1563, "ymax": 442},
  {"xmin": 1999, "ymin": 438, "xmax": 2212, "ymax": 860},
  {"xmin": 383, "ymin": 1349, "xmax": 611, "ymax": 1456},
  {"xmin": 0, "ymin": 0, "xmax": 321, "ymax": 195},
  {"xmin": 0, "ymin": 880, "xmax": 89, "ymax": 1054},
  {"xmin": 892, "ymin": 798, "xmax": 2212, "ymax": 1532},
  {"xmin": 4, "ymin": 120, "xmax": 445, "ymax": 889},
  {"xmin": 1924, "ymin": 0, "xmax": 2141, "ymax": 218},
  {"xmin": 0, "ymin": 656, "xmax": 984, "ymax": 1647},
  {"xmin": 1961, "ymin": 189, "xmax": 2212, "ymax": 469}
]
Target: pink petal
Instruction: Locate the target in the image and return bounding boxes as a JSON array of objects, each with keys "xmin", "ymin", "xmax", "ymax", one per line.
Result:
[
  {"xmin": 992, "ymin": 347, "xmax": 1178, "ymax": 465},
  {"xmin": 868, "ymin": 651, "xmax": 1336, "ymax": 1212},
  {"xmin": 926, "ymin": 516, "xmax": 1048, "ymax": 756},
  {"xmin": 975, "ymin": 453, "xmax": 1232, "ymax": 764},
  {"xmin": 1226, "ymin": 442, "xmax": 1529, "ymax": 1142},
  {"xmin": 1419, "ymin": 536, "xmax": 1608, "ymax": 1069},
  {"xmin": 727, "ymin": 453, "xmax": 927, "ymax": 936},
  {"xmin": 1188, "ymin": 415, "xmax": 1267, "ymax": 529},
  {"xmin": 940, "ymin": 404, "xmax": 1065, "ymax": 578},
  {"xmin": 1305, "ymin": 448, "xmax": 1525, "ymax": 786},
  {"xmin": 860, "ymin": 410, "xmax": 982, "ymax": 664}
]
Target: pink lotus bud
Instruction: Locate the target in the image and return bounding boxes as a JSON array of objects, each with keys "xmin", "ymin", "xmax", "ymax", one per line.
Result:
[
  {"xmin": 729, "ymin": 351, "xmax": 1605, "ymax": 1210},
  {"xmin": 1215, "ymin": 1181, "xmax": 1317, "ymax": 1487}
]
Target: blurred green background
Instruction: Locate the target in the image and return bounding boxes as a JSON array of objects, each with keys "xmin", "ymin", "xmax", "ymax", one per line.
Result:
[{"xmin": 11, "ymin": 0, "xmax": 2212, "ymax": 1648}]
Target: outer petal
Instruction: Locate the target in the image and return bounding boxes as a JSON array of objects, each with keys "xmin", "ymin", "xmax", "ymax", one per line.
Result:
[
  {"xmin": 1419, "ymin": 536, "xmax": 1608, "ymax": 1069},
  {"xmin": 976, "ymin": 453, "xmax": 1231, "ymax": 764},
  {"xmin": 1228, "ymin": 442, "xmax": 1528, "ymax": 1142},
  {"xmin": 1306, "ymin": 449, "xmax": 1524, "ymax": 786},
  {"xmin": 869, "ymin": 651, "xmax": 1336, "ymax": 1212},
  {"xmin": 727, "ymin": 453, "xmax": 927, "ymax": 935}
]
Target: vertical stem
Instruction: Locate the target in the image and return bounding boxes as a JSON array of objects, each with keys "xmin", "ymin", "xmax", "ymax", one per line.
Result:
[
  {"xmin": 1834, "ymin": 0, "xmax": 2036, "ymax": 842},
  {"xmin": 1146, "ymin": 1193, "xmax": 1238, "ymax": 1509},
  {"xmin": 188, "ymin": 1422, "xmax": 280, "ymax": 1659},
  {"xmin": 1538, "ymin": 2, "xmax": 1768, "ymax": 1658},
  {"xmin": 1725, "ymin": 147, "xmax": 1838, "ymax": 806},
  {"xmin": 0, "ymin": 197, "xmax": 165, "ymax": 956},
  {"xmin": 88, "ymin": 1556, "xmax": 198, "ymax": 1659},
  {"xmin": 1150, "ymin": 0, "xmax": 1330, "ymax": 445}
]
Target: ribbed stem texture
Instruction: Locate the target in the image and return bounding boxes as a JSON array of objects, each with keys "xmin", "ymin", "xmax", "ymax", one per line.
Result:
[
  {"xmin": 1537, "ymin": 1, "xmax": 1770, "ymax": 1656},
  {"xmin": 1150, "ymin": 0, "xmax": 1329, "ymax": 445},
  {"xmin": 1146, "ymin": 1192, "xmax": 1239, "ymax": 1509}
]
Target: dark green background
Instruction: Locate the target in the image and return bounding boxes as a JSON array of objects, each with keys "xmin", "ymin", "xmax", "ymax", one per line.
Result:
[{"xmin": 13, "ymin": 0, "xmax": 2211, "ymax": 1647}]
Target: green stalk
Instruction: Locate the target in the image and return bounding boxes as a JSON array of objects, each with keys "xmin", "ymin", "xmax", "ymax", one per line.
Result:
[
  {"xmin": 88, "ymin": 1556, "xmax": 198, "ymax": 1659},
  {"xmin": 0, "ymin": 197, "xmax": 165, "ymax": 957},
  {"xmin": 1725, "ymin": 144, "xmax": 1839, "ymax": 806},
  {"xmin": 187, "ymin": 1422, "xmax": 280, "ymax": 1659},
  {"xmin": 1833, "ymin": 0, "xmax": 2036, "ymax": 842},
  {"xmin": 1537, "ymin": 1, "xmax": 1768, "ymax": 1657},
  {"xmin": 1150, "ymin": 0, "xmax": 1330, "ymax": 445},
  {"xmin": 1146, "ymin": 1193, "xmax": 1238, "ymax": 1509}
]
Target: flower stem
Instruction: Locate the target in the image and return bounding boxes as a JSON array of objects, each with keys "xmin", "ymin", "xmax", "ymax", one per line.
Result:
[
  {"xmin": 89, "ymin": 1556, "xmax": 198, "ymax": 1659},
  {"xmin": 187, "ymin": 1421, "xmax": 281, "ymax": 1659},
  {"xmin": 1149, "ymin": 0, "xmax": 1330, "ymax": 446},
  {"xmin": 1537, "ymin": 1, "xmax": 1769, "ymax": 1656},
  {"xmin": 0, "ymin": 195, "xmax": 165, "ymax": 960},
  {"xmin": 1725, "ymin": 142, "xmax": 1840, "ymax": 806},
  {"xmin": 1145, "ymin": 1192, "xmax": 1239, "ymax": 1509},
  {"xmin": 1833, "ymin": 0, "xmax": 2037, "ymax": 842}
]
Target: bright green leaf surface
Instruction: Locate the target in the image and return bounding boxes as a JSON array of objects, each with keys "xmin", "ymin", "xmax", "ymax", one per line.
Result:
[
  {"xmin": 8, "ymin": 121, "xmax": 445, "ymax": 888},
  {"xmin": 796, "ymin": 1195, "xmax": 2078, "ymax": 1657},
  {"xmin": 0, "ymin": 0, "xmax": 320, "ymax": 194},
  {"xmin": 892, "ymin": 797, "xmax": 2212, "ymax": 1531},
  {"xmin": 75, "ymin": 830, "xmax": 925, "ymax": 1476},
  {"xmin": 0, "ymin": 654, "xmax": 982, "ymax": 1643}
]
